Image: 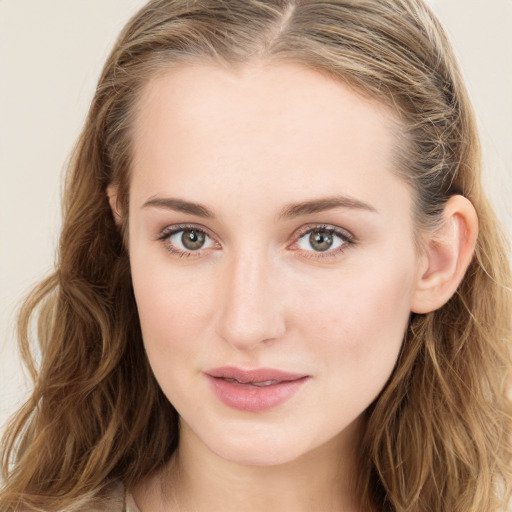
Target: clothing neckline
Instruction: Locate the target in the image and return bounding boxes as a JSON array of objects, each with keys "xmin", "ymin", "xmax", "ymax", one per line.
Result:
[{"xmin": 125, "ymin": 488, "xmax": 142, "ymax": 512}]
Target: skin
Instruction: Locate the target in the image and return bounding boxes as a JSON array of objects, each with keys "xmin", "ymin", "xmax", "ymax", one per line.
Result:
[{"xmin": 110, "ymin": 61, "xmax": 478, "ymax": 511}]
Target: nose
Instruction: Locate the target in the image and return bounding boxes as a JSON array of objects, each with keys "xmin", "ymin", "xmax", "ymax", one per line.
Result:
[{"xmin": 215, "ymin": 248, "xmax": 287, "ymax": 351}]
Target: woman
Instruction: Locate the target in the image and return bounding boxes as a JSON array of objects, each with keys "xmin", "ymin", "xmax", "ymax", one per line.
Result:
[{"xmin": 1, "ymin": 0, "xmax": 510, "ymax": 511}]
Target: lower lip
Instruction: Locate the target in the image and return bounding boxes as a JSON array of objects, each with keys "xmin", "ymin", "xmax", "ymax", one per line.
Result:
[{"xmin": 207, "ymin": 375, "xmax": 308, "ymax": 412}]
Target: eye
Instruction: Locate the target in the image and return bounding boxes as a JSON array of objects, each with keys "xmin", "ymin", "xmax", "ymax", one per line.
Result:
[
  {"xmin": 159, "ymin": 225, "xmax": 218, "ymax": 256},
  {"xmin": 170, "ymin": 229, "xmax": 211, "ymax": 251},
  {"xmin": 295, "ymin": 226, "xmax": 353, "ymax": 254}
]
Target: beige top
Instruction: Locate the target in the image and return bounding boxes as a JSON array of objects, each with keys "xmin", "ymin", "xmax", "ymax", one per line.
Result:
[
  {"xmin": 82, "ymin": 482, "xmax": 141, "ymax": 512},
  {"xmin": 125, "ymin": 489, "xmax": 142, "ymax": 512}
]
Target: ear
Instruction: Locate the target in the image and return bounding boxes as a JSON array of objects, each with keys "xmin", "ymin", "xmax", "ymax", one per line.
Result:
[
  {"xmin": 411, "ymin": 195, "xmax": 478, "ymax": 314},
  {"xmin": 106, "ymin": 184, "xmax": 122, "ymax": 227}
]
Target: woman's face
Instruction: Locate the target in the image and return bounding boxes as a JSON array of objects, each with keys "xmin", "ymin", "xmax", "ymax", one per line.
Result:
[{"xmin": 127, "ymin": 62, "xmax": 424, "ymax": 466}]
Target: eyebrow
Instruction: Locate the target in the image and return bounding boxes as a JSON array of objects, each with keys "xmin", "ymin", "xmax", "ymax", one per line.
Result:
[
  {"xmin": 142, "ymin": 197, "xmax": 214, "ymax": 217},
  {"xmin": 142, "ymin": 195, "xmax": 377, "ymax": 219},
  {"xmin": 278, "ymin": 196, "xmax": 377, "ymax": 219}
]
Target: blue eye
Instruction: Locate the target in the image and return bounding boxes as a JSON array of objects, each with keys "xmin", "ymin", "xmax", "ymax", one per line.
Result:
[{"xmin": 296, "ymin": 227, "xmax": 351, "ymax": 253}]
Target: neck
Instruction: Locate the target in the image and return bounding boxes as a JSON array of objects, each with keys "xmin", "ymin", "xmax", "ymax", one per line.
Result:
[{"xmin": 134, "ymin": 419, "xmax": 364, "ymax": 512}]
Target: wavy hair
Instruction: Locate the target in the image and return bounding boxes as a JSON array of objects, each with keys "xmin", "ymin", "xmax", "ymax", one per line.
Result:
[{"xmin": 1, "ymin": 1, "xmax": 511, "ymax": 511}]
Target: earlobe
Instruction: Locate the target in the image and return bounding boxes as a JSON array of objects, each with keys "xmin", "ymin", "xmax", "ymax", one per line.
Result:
[
  {"xmin": 106, "ymin": 184, "xmax": 122, "ymax": 227},
  {"xmin": 411, "ymin": 195, "xmax": 478, "ymax": 314}
]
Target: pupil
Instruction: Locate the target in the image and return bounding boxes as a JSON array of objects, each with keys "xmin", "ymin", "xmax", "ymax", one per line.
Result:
[
  {"xmin": 310, "ymin": 230, "xmax": 333, "ymax": 252},
  {"xmin": 182, "ymin": 230, "xmax": 205, "ymax": 250}
]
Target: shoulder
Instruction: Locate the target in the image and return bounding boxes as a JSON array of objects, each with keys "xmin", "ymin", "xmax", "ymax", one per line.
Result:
[
  {"xmin": 15, "ymin": 481, "xmax": 138, "ymax": 512},
  {"xmin": 73, "ymin": 481, "xmax": 128, "ymax": 512}
]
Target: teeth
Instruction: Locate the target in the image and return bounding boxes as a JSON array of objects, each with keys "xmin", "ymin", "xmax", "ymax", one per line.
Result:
[
  {"xmin": 223, "ymin": 378, "xmax": 279, "ymax": 386},
  {"xmin": 252, "ymin": 380, "xmax": 279, "ymax": 386}
]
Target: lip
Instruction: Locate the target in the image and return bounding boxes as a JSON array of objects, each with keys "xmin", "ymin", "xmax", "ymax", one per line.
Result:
[{"xmin": 206, "ymin": 366, "xmax": 309, "ymax": 412}]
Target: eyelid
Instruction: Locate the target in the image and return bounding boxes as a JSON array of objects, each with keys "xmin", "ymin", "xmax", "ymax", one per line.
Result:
[{"xmin": 293, "ymin": 223, "xmax": 355, "ymax": 242}]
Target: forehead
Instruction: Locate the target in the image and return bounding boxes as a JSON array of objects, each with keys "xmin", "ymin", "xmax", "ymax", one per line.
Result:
[{"xmin": 129, "ymin": 61, "xmax": 409, "ymax": 215}]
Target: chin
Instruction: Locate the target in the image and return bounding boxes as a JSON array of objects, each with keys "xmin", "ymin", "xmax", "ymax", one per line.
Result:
[
  {"xmin": 191, "ymin": 417, "xmax": 333, "ymax": 468},
  {"xmin": 211, "ymin": 438, "xmax": 309, "ymax": 467}
]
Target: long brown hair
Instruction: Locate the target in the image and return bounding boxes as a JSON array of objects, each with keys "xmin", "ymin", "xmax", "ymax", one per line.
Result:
[{"xmin": 1, "ymin": 1, "xmax": 511, "ymax": 510}]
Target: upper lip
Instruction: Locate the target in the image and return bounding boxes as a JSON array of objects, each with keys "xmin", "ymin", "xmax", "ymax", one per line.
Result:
[{"xmin": 206, "ymin": 366, "xmax": 308, "ymax": 384}]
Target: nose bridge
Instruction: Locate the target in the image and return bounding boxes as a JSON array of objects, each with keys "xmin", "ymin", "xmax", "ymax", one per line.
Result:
[{"xmin": 216, "ymin": 245, "xmax": 285, "ymax": 350}]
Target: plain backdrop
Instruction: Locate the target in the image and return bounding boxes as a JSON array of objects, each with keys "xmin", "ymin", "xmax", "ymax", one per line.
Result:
[{"xmin": 1, "ymin": 0, "xmax": 511, "ymax": 434}]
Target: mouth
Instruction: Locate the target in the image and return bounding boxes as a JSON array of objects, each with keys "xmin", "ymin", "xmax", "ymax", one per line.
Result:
[
  {"xmin": 221, "ymin": 378, "xmax": 284, "ymax": 387},
  {"xmin": 206, "ymin": 366, "xmax": 309, "ymax": 412}
]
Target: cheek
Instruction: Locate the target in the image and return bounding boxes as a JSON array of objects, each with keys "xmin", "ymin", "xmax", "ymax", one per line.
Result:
[
  {"xmin": 130, "ymin": 260, "xmax": 216, "ymax": 362},
  {"xmin": 295, "ymin": 257, "xmax": 415, "ymax": 377}
]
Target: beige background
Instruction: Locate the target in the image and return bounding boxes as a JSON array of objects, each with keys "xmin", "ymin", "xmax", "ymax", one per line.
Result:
[{"xmin": 1, "ymin": 0, "xmax": 511, "ymax": 433}]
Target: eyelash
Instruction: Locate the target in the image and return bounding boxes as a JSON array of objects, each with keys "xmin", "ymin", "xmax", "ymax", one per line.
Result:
[{"xmin": 157, "ymin": 223, "xmax": 355, "ymax": 260}]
